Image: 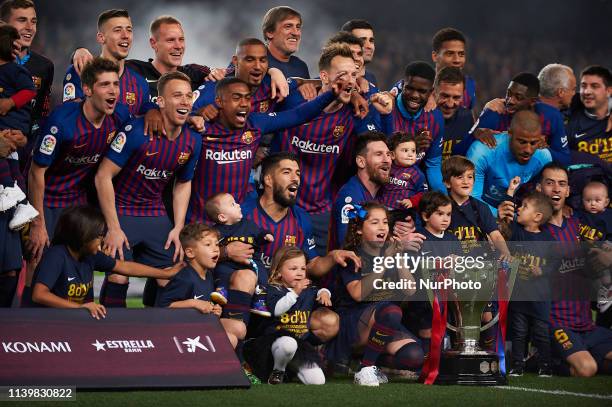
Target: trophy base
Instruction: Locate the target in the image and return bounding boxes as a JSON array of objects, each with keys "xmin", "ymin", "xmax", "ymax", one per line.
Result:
[{"xmin": 433, "ymin": 352, "xmax": 507, "ymax": 386}]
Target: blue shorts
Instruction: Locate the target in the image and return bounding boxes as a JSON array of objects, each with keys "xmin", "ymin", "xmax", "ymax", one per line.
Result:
[
  {"xmin": 118, "ymin": 215, "xmax": 175, "ymax": 268},
  {"xmin": 43, "ymin": 206, "xmax": 67, "ymax": 238},
  {"xmin": 551, "ymin": 325, "xmax": 612, "ymax": 364},
  {"xmin": 0, "ymin": 209, "xmax": 22, "ymax": 273},
  {"xmin": 213, "ymin": 258, "xmax": 267, "ymax": 288}
]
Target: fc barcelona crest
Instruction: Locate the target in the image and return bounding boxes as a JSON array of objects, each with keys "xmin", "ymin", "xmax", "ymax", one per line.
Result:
[
  {"xmin": 32, "ymin": 76, "xmax": 42, "ymax": 89},
  {"xmin": 125, "ymin": 92, "xmax": 136, "ymax": 106},
  {"xmin": 241, "ymin": 131, "xmax": 254, "ymax": 145},
  {"xmin": 178, "ymin": 151, "xmax": 190, "ymax": 165},
  {"xmin": 284, "ymin": 235, "xmax": 297, "ymax": 246},
  {"xmin": 106, "ymin": 130, "xmax": 117, "ymax": 144},
  {"xmin": 333, "ymin": 125, "xmax": 345, "ymax": 138},
  {"xmin": 259, "ymin": 100, "xmax": 269, "ymax": 113}
]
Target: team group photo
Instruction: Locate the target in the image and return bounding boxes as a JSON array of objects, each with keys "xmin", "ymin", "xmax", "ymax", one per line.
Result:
[{"xmin": 0, "ymin": 0, "xmax": 610, "ymax": 405}]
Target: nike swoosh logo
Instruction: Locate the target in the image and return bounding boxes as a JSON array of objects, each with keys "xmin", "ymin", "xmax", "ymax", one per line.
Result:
[
  {"xmin": 145, "ymin": 78, "xmax": 158, "ymax": 83},
  {"xmin": 146, "ymin": 151, "xmax": 159, "ymax": 157},
  {"xmin": 574, "ymin": 133, "xmax": 587, "ymax": 139},
  {"xmin": 206, "ymin": 137, "xmax": 219, "ymax": 141},
  {"xmin": 422, "ymin": 251, "xmax": 432, "ymax": 256},
  {"xmin": 68, "ymin": 277, "xmax": 76, "ymax": 281},
  {"xmin": 74, "ymin": 143, "xmax": 87, "ymax": 149},
  {"xmin": 375, "ymin": 331, "xmax": 390, "ymax": 337},
  {"xmin": 228, "ymin": 312, "xmax": 242, "ymax": 317},
  {"xmin": 194, "ymin": 295, "xmax": 204, "ymax": 300}
]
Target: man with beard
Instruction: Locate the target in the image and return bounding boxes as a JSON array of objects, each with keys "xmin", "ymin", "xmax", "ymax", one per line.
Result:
[
  {"xmin": 498, "ymin": 163, "xmax": 612, "ymax": 377},
  {"xmin": 273, "ymin": 44, "xmax": 392, "ymax": 256},
  {"xmin": 566, "ymin": 65, "xmax": 611, "ymax": 163},
  {"xmin": 389, "ymin": 61, "xmax": 446, "ymax": 192},
  {"xmin": 433, "ymin": 66, "xmax": 474, "ymax": 159},
  {"xmin": 261, "ymin": 6, "xmax": 309, "ymax": 79},
  {"xmin": 329, "ymin": 131, "xmax": 391, "ymax": 250},
  {"xmin": 341, "ymin": 19, "xmax": 377, "ymax": 86},
  {"xmin": 223, "ymin": 152, "xmax": 359, "ymax": 334},
  {"xmin": 468, "ymin": 110, "xmax": 552, "ymax": 215},
  {"xmin": 1, "ymin": 0, "xmax": 53, "ymax": 167},
  {"xmin": 472, "ymin": 72, "xmax": 570, "ymax": 165},
  {"xmin": 63, "ymin": 9, "xmax": 153, "ymax": 117}
]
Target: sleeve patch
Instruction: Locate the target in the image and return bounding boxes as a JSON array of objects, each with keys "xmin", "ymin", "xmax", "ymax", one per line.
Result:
[
  {"xmin": 39, "ymin": 135, "xmax": 57, "ymax": 155},
  {"xmin": 110, "ymin": 132, "xmax": 127, "ymax": 153}
]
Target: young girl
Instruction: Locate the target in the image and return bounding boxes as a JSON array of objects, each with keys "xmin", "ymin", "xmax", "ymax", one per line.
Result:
[
  {"xmin": 244, "ymin": 246, "xmax": 331, "ymax": 385},
  {"xmin": 325, "ymin": 202, "xmax": 423, "ymax": 386},
  {"xmin": 29, "ymin": 206, "xmax": 182, "ymax": 318}
]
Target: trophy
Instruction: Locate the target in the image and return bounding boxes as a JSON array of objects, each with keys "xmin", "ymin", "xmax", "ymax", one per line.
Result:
[{"xmin": 422, "ymin": 258, "xmax": 519, "ymax": 385}]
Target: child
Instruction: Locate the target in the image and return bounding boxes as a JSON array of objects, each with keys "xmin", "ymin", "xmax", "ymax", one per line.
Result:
[
  {"xmin": 29, "ymin": 206, "xmax": 183, "ymax": 318},
  {"xmin": 244, "ymin": 246, "xmax": 330, "ymax": 385},
  {"xmin": 574, "ymin": 180, "xmax": 611, "ymax": 315},
  {"xmin": 501, "ymin": 184, "xmax": 556, "ymax": 377},
  {"xmin": 0, "ymin": 24, "xmax": 38, "ymax": 230},
  {"xmin": 157, "ymin": 223, "xmax": 247, "ymax": 351},
  {"xmin": 325, "ymin": 202, "xmax": 422, "ymax": 386},
  {"xmin": 205, "ymin": 192, "xmax": 273, "ymax": 315},
  {"xmin": 442, "ymin": 156, "xmax": 511, "ymax": 350},
  {"xmin": 381, "ymin": 132, "xmax": 425, "ymax": 216}
]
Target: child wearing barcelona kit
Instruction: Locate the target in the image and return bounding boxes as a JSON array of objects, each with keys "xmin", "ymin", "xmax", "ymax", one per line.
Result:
[
  {"xmin": 575, "ymin": 181, "xmax": 612, "ymax": 320},
  {"xmin": 244, "ymin": 247, "xmax": 330, "ymax": 385},
  {"xmin": 500, "ymin": 187, "xmax": 556, "ymax": 377},
  {"xmin": 381, "ymin": 132, "xmax": 425, "ymax": 217},
  {"xmin": 156, "ymin": 223, "xmax": 246, "ymax": 351},
  {"xmin": 29, "ymin": 206, "xmax": 181, "ymax": 318},
  {"xmin": 204, "ymin": 192, "xmax": 273, "ymax": 315},
  {"xmin": 326, "ymin": 202, "xmax": 423, "ymax": 386},
  {"xmin": 0, "ymin": 24, "xmax": 38, "ymax": 230}
]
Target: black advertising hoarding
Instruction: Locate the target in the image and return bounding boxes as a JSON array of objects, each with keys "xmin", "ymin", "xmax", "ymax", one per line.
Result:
[{"xmin": 0, "ymin": 309, "xmax": 250, "ymax": 389}]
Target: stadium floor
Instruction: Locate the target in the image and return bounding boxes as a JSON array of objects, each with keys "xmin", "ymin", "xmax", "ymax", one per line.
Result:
[
  {"xmin": 29, "ymin": 374, "xmax": 611, "ymax": 407},
  {"xmin": 65, "ymin": 298, "xmax": 606, "ymax": 407}
]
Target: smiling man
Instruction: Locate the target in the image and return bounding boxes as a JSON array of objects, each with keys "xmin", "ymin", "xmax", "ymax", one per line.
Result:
[
  {"xmin": 473, "ymin": 72, "xmax": 570, "ymax": 165},
  {"xmin": 1, "ymin": 0, "xmax": 54, "ymax": 168},
  {"xmin": 467, "ymin": 110, "xmax": 552, "ymax": 215},
  {"xmin": 62, "ymin": 9, "xmax": 153, "ymax": 116},
  {"xmin": 94, "ymin": 71, "xmax": 201, "ymax": 308},
  {"xmin": 261, "ymin": 6, "xmax": 309, "ymax": 79}
]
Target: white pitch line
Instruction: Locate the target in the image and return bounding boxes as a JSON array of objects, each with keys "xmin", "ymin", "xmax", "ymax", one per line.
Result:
[{"xmin": 494, "ymin": 386, "xmax": 612, "ymax": 400}]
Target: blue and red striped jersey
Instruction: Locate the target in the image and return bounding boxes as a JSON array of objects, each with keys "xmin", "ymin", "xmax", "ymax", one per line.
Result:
[
  {"xmin": 390, "ymin": 100, "xmax": 445, "ymax": 192},
  {"xmin": 381, "ymin": 163, "xmax": 425, "ymax": 210},
  {"xmin": 63, "ymin": 64, "xmax": 153, "ymax": 116},
  {"xmin": 192, "ymin": 74, "xmax": 283, "ymax": 115},
  {"xmin": 463, "ymin": 75, "xmax": 477, "ymax": 111},
  {"xmin": 474, "ymin": 102, "xmax": 569, "ymax": 165},
  {"xmin": 242, "ymin": 195, "xmax": 317, "ymax": 270},
  {"xmin": 32, "ymin": 101, "xmax": 131, "ymax": 208},
  {"xmin": 544, "ymin": 217, "xmax": 594, "ymax": 331},
  {"xmin": 275, "ymin": 106, "xmax": 355, "ymax": 213},
  {"xmin": 187, "ymin": 91, "xmax": 335, "ymax": 223},
  {"xmin": 104, "ymin": 117, "xmax": 202, "ymax": 217}
]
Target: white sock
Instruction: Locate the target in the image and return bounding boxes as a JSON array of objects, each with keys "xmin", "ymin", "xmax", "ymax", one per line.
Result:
[
  {"xmin": 297, "ymin": 362, "xmax": 325, "ymax": 385},
  {"xmin": 271, "ymin": 336, "xmax": 297, "ymax": 372}
]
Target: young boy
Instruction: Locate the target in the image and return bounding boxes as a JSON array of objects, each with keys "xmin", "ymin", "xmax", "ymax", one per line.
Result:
[
  {"xmin": 205, "ymin": 192, "xmax": 273, "ymax": 315},
  {"xmin": 156, "ymin": 222, "xmax": 255, "ymax": 366},
  {"xmin": 500, "ymin": 186, "xmax": 556, "ymax": 377},
  {"xmin": 381, "ymin": 132, "xmax": 425, "ymax": 213},
  {"xmin": 575, "ymin": 180, "xmax": 611, "ymax": 317},
  {"xmin": 442, "ymin": 156, "xmax": 511, "ymax": 350}
]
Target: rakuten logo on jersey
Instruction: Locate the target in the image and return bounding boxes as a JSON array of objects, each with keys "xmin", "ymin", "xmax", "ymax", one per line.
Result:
[
  {"xmin": 291, "ymin": 136, "xmax": 340, "ymax": 155},
  {"xmin": 136, "ymin": 165, "xmax": 173, "ymax": 180},
  {"xmin": 64, "ymin": 154, "xmax": 101, "ymax": 166},
  {"xmin": 205, "ymin": 149, "xmax": 252, "ymax": 164},
  {"xmin": 389, "ymin": 176, "xmax": 408, "ymax": 187}
]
